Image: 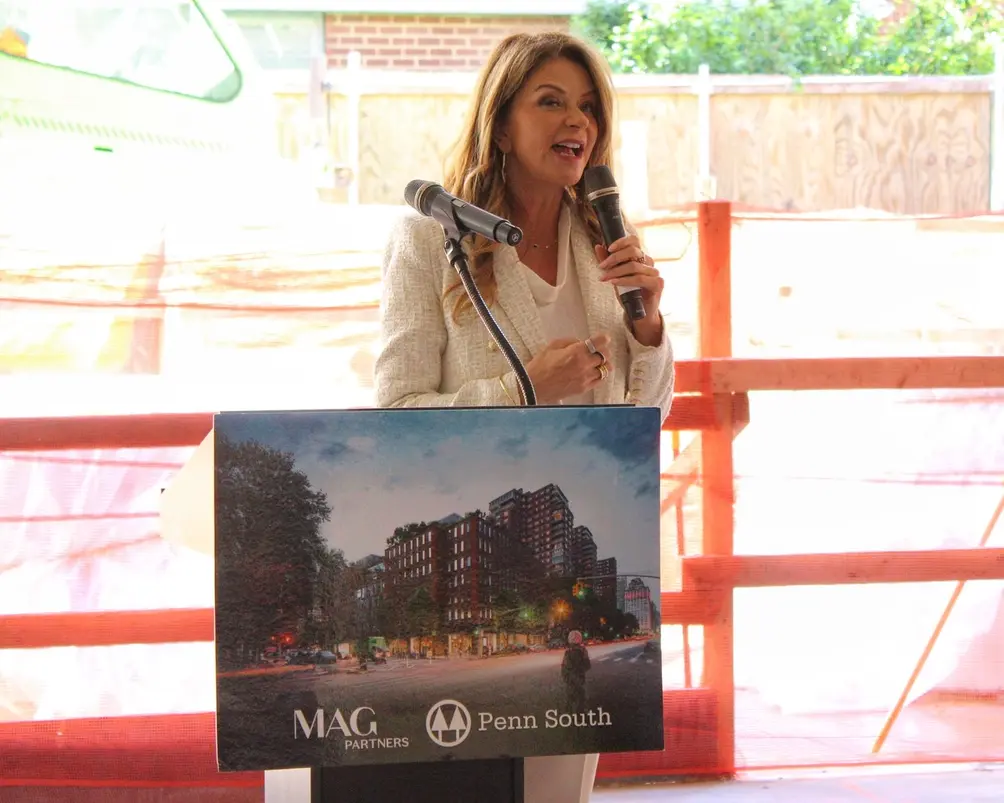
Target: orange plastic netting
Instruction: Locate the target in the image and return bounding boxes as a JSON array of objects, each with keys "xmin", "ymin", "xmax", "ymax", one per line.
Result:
[{"xmin": 2, "ymin": 204, "xmax": 1004, "ymax": 793}]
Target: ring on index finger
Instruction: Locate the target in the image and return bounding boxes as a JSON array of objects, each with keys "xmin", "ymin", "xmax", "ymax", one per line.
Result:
[
  {"xmin": 597, "ymin": 363, "xmax": 609, "ymax": 381},
  {"xmin": 584, "ymin": 337, "xmax": 607, "ymax": 366}
]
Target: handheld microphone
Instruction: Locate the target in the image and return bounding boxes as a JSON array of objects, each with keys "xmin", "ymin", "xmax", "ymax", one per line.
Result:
[
  {"xmin": 583, "ymin": 165, "xmax": 647, "ymax": 321},
  {"xmin": 404, "ymin": 180, "xmax": 523, "ymax": 247}
]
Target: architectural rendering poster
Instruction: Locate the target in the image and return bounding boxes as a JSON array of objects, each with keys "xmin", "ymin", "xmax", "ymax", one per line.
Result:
[{"xmin": 213, "ymin": 406, "xmax": 664, "ymax": 771}]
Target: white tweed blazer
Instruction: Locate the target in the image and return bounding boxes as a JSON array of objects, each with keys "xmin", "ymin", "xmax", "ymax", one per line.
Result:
[{"xmin": 374, "ymin": 207, "xmax": 675, "ymax": 423}]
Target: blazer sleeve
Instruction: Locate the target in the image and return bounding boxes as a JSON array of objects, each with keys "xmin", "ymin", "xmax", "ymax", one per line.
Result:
[
  {"xmin": 625, "ymin": 315, "xmax": 675, "ymax": 424},
  {"xmin": 374, "ymin": 214, "xmax": 520, "ymax": 409},
  {"xmin": 623, "ymin": 218, "xmax": 676, "ymax": 424}
]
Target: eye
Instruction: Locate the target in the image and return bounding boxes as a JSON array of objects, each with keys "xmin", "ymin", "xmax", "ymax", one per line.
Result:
[
  {"xmin": 581, "ymin": 101, "xmax": 597, "ymax": 115},
  {"xmin": 540, "ymin": 96, "xmax": 562, "ymax": 108}
]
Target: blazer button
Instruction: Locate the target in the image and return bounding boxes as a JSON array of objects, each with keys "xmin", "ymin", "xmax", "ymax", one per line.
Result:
[{"xmin": 488, "ymin": 341, "xmax": 498, "ymax": 353}]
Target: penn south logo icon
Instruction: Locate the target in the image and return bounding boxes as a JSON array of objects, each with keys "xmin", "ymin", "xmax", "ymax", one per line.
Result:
[{"xmin": 426, "ymin": 699, "xmax": 472, "ymax": 748}]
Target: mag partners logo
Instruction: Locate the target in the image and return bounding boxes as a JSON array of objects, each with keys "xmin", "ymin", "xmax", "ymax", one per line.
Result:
[{"xmin": 293, "ymin": 706, "xmax": 409, "ymax": 751}]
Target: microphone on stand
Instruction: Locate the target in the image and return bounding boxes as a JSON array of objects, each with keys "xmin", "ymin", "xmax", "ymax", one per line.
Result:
[
  {"xmin": 583, "ymin": 165, "xmax": 647, "ymax": 321},
  {"xmin": 402, "ymin": 178, "xmax": 536, "ymax": 406},
  {"xmin": 405, "ymin": 180, "xmax": 523, "ymax": 247}
]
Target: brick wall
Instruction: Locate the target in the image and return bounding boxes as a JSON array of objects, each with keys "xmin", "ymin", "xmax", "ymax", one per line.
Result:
[{"xmin": 324, "ymin": 14, "xmax": 572, "ymax": 70}]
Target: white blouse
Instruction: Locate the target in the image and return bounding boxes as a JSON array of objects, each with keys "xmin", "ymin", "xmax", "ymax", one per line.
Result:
[{"xmin": 520, "ymin": 204, "xmax": 595, "ymax": 406}]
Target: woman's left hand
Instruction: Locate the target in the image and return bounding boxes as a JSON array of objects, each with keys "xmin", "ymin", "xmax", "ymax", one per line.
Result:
[{"xmin": 595, "ymin": 235, "xmax": 664, "ymax": 346}]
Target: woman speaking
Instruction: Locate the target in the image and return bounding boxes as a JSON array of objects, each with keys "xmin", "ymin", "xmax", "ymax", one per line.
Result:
[{"xmin": 374, "ymin": 30, "xmax": 674, "ymax": 802}]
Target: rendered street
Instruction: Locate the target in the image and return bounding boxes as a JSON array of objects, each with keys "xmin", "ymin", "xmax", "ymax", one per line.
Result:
[{"xmin": 217, "ymin": 640, "xmax": 664, "ymax": 770}]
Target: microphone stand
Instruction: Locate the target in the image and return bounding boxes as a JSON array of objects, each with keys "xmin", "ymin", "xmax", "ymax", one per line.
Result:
[{"xmin": 437, "ymin": 216, "xmax": 537, "ymax": 407}]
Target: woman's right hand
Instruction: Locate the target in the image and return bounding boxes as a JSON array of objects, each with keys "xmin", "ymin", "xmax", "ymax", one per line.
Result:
[{"xmin": 525, "ymin": 333, "xmax": 612, "ymax": 405}]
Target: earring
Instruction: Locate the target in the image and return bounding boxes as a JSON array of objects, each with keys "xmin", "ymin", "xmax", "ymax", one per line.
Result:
[{"xmin": 500, "ymin": 151, "xmax": 507, "ymax": 182}]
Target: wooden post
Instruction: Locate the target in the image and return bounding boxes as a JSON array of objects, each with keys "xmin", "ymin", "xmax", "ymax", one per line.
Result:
[
  {"xmin": 346, "ymin": 50, "xmax": 362, "ymax": 206},
  {"xmin": 697, "ymin": 200, "xmax": 734, "ymax": 775},
  {"xmin": 698, "ymin": 201, "xmax": 732, "ymax": 359},
  {"xmin": 992, "ymin": 40, "xmax": 1004, "ymax": 212},
  {"xmin": 694, "ymin": 65, "xmax": 717, "ymax": 200},
  {"xmin": 307, "ymin": 53, "xmax": 332, "ymax": 197},
  {"xmin": 619, "ymin": 119, "xmax": 650, "ymax": 215}
]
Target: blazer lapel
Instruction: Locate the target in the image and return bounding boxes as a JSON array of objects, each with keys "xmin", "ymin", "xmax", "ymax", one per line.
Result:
[
  {"xmin": 492, "ymin": 244, "xmax": 547, "ymax": 356},
  {"xmin": 569, "ymin": 214, "xmax": 622, "ymax": 405},
  {"xmin": 569, "ymin": 214, "xmax": 608, "ymax": 337}
]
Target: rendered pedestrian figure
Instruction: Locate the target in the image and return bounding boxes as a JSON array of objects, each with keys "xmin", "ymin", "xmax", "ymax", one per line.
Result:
[{"xmin": 561, "ymin": 630, "xmax": 591, "ymax": 712}]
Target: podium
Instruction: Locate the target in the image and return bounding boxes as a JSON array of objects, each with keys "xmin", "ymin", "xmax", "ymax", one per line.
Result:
[{"xmin": 161, "ymin": 405, "xmax": 664, "ymax": 803}]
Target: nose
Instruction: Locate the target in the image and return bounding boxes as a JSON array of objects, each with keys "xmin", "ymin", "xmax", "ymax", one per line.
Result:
[{"xmin": 566, "ymin": 105, "xmax": 589, "ymax": 129}]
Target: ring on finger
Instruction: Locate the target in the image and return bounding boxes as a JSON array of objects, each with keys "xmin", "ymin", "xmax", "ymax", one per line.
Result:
[
  {"xmin": 585, "ymin": 337, "xmax": 607, "ymax": 366},
  {"xmin": 596, "ymin": 363, "xmax": 609, "ymax": 381}
]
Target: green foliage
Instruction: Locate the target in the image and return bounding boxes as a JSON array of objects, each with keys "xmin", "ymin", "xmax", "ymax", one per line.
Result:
[
  {"xmin": 573, "ymin": 0, "xmax": 634, "ymax": 46},
  {"xmin": 622, "ymin": 611, "xmax": 640, "ymax": 634},
  {"xmin": 877, "ymin": 0, "xmax": 1002, "ymax": 75},
  {"xmin": 405, "ymin": 584, "xmax": 440, "ymax": 636},
  {"xmin": 573, "ymin": 0, "xmax": 1004, "ymax": 75},
  {"xmin": 304, "ymin": 546, "xmax": 363, "ymax": 649},
  {"xmin": 492, "ymin": 588, "xmax": 526, "ymax": 633},
  {"xmin": 214, "ymin": 435, "xmax": 332, "ymax": 668},
  {"xmin": 565, "ymin": 592, "xmax": 640, "ymax": 640}
]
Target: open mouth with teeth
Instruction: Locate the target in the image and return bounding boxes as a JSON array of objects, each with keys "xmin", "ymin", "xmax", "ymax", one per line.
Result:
[{"xmin": 552, "ymin": 142, "xmax": 584, "ymax": 158}]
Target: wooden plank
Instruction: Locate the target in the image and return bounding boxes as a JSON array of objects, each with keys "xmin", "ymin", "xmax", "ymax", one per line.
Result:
[
  {"xmin": 661, "ymin": 392, "xmax": 748, "ymax": 432},
  {"xmin": 0, "ymin": 608, "xmax": 215, "ymax": 649},
  {"xmin": 0, "ymin": 413, "xmax": 213, "ymax": 452},
  {"xmin": 661, "ymin": 394, "xmax": 717, "ymax": 431},
  {"xmin": 661, "ymin": 464, "xmax": 699, "ymax": 515},
  {"xmin": 674, "ymin": 356, "xmax": 1004, "ymax": 394},
  {"xmin": 297, "ymin": 70, "xmax": 993, "ymax": 96},
  {"xmin": 684, "ymin": 548, "xmax": 1004, "ymax": 589},
  {"xmin": 661, "ymin": 589, "xmax": 724, "ymax": 625},
  {"xmin": 0, "ymin": 390, "xmax": 742, "ymax": 455},
  {"xmin": 708, "ymin": 76, "xmax": 992, "ymax": 95},
  {"xmin": 660, "ymin": 406, "xmax": 749, "ymax": 516},
  {"xmin": 915, "ymin": 215, "xmax": 1004, "ymax": 234}
]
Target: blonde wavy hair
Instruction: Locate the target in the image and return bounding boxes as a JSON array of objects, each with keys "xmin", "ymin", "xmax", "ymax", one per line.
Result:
[{"xmin": 442, "ymin": 31, "xmax": 616, "ymax": 321}]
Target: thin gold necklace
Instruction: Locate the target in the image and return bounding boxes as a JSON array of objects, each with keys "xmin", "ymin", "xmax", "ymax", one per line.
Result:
[{"xmin": 519, "ymin": 237, "xmax": 558, "ymax": 251}]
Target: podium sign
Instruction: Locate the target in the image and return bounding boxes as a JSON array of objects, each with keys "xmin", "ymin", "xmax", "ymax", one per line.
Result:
[{"xmin": 209, "ymin": 406, "xmax": 664, "ymax": 772}]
